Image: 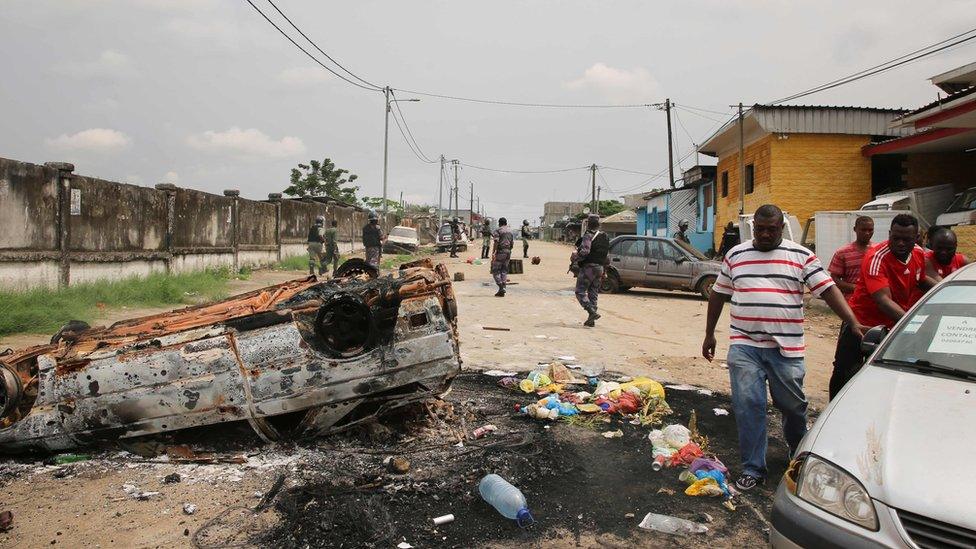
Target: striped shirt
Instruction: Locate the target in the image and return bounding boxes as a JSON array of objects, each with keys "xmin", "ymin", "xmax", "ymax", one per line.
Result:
[
  {"xmin": 828, "ymin": 242, "xmax": 869, "ymax": 294},
  {"xmin": 714, "ymin": 239, "xmax": 834, "ymax": 358}
]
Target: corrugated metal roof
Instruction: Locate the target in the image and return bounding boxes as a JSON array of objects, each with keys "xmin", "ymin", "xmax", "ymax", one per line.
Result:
[{"xmin": 699, "ymin": 104, "xmax": 914, "ymax": 157}]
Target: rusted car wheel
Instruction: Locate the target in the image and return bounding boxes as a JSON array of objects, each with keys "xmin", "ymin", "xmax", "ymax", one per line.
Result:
[
  {"xmin": 697, "ymin": 276, "xmax": 716, "ymax": 299},
  {"xmin": 335, "ymin": 258, "xmax": 379, "ymax": 279},
  {"xmin": 601, "ymin": 272, "xmax": 621, "ymax": 294}
]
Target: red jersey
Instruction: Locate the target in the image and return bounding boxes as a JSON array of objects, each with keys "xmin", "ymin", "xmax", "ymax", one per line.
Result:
[
  {"xmin": 828, "ymin": 242, "xmax": 869, "ymax": 294},
  {"xmin": 848, "ymin": 242, "xmax": 925, "ymax": 328},
  {"xmin": 924, "ymin": 249, "xmax": 966, "ymax": 278}
]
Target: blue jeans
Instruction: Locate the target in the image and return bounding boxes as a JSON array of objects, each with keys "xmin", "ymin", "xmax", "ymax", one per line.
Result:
[{"xmin": 727, "ymin": 345, "xmax": 808, "ymax": 479}]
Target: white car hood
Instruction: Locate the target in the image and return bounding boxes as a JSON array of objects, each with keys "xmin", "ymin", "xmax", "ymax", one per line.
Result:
[
  {"xmin": 387, "ymin": 235, "xmax": 417, "ymax": 245},
  {"xmin": 807, "ymin": 364, "xmax": 976, "ymax": 529}
]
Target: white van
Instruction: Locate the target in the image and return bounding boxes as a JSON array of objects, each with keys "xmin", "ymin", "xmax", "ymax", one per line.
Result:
[
  {"xmin": 860, "ymin": 183, "xmax": 955, "ymax": 228},
  {"xmin": 935, "ymin": 186, "xmax": 976, "ymax": 227}
]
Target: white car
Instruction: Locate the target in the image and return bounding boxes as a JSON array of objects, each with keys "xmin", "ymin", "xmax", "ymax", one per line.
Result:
[
  {"xmin": 384, "ymin": 225, "xmax": 419, "ymax": 253},
  {"xmin": 771, "ymin": 263, "xmax": 976, "ymax": 548}
]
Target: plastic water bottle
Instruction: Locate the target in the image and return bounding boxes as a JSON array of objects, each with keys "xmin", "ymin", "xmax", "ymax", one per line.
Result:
[{"xmin": 478, "ymin": 474, "xmax": 535, "ymax": 527}]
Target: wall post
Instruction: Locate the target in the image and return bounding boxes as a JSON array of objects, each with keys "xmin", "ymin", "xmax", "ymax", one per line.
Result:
[
  {"xmin": 155, "ymin": 183, "xmax": 178, "ymax": 274},
  {"xmin": 224, "ymin": 189, "xmax": 240, "ymax": 272},
  {"xmin": 44, "ymin": 162, "xmax": 74, "ymax": 288},
  {"xmin": 268, "ymin": 193, "xmax": 282, "ymax": 262}
]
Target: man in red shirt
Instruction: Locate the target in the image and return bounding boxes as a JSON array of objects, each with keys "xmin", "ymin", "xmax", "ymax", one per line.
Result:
[
  {"xmin": 829, "ymin": 214, "xmax": 935, "ymax": 399},
  {"xmin": 925, "ymin": 227, "xmax": 969, "ymax": 281},
  {"xmin": 828, "ymin": 216, "xmax": 874, "ymax": 295}
]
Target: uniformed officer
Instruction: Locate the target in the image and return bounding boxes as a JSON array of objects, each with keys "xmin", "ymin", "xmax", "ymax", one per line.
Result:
[
  {"xmin": 449, "ymin": 217, "xmax": 461, "ymax": 258},
  {"xmin": 362, "ymin": 212, "xmax": 384, "ymax": 268},
  {"xmin": 322, "ymin": 219, "xmax": 340, "ymax": 276},
  {"xmin": 571, "ymin": 214, "xmax": 610, "ymax": 326},
  {"xmin": 480, "ymin": 219, "xmax": 492, "ymax": 259},
  {"xmin": 676, "ymin": 219, "xmax": 691, "ymax": 244},
  {"xmin": 491, "ymin": 217, "xmax": 515, "ymax": 297},
  {"xmin": 520, "ymin": 220, "xmax": 531, "ymax": 258},
  {"xmin": 307, "ymin": 215, "xmax": 327, "ymax": 275}
]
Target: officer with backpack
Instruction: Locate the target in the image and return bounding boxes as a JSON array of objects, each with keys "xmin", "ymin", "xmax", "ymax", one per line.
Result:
[{"xmin": 571, "ymin": 214, "xmax": 609, "ymax": 327}]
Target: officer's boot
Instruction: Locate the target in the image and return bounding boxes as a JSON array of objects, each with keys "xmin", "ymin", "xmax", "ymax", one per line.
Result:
[
  {"xmin": 495, "ymin": 286, "xmax": 505, "ymax": 297},
  {"xmin": 583, "ymin": 306, "xmax": 599, "ymax": 327}
]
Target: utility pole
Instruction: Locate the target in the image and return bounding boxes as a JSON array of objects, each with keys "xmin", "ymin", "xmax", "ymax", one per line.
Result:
[
  {"xmin": 438, "ymin": 155, "xmax": 445, "ymax": 227},
  {"xmin": 738, "ymin": 102, "xmax": 745, "ymax": 215},
  {"xmin": 666, "ymin": 98, "xmax": 675, "ymax": 188},
  {"xmin": 597, "ymin": 186, "xmax": 601, "ymax": 204},
  {"xmin": 469, "ymin": 181, "xmax": 474, "ymax": 236},
  {"xmin": 452, "ymin": 160, "xmax": 460, "ymax": 221},
  {"xmin": 590, "ymin": 164, "xmax": 597, "ymax": 215},
  {"xmin": 399, "ymin": 191, "xmax": 403, "ymax": 212},
  {"xmin": 382, "ymin": 86, "xmax": 391, "ymax": 217}
]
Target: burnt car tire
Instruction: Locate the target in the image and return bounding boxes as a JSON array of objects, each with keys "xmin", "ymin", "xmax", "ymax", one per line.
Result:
[
  {"xmin": 314, "ymin": 293, "xmax": 377, "ymax": 358},
  {"xmin": 601, "ymin": 272, "xmax": 621, "ymax": 294},
  {"xmin": 335, "ymin": 258, "xmax": 379, "ymax": 279},
  {"xmin": 697, "ymin": 276, "xmax": 716, "ymax": 299}
]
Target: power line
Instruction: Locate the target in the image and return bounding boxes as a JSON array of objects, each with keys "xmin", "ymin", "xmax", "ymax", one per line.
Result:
[
  {"xmin": 600, "ymin": 166, "xmax": 658, "ymax": 176},
  {"xmin": 389, "ymin": 106, "xmax": 437, "ymax": 164},
  {"xmin": 770, "ymin": 27, "xmax": 976, "ymax": 104},
  {"xmin": 673, "ymin": 105, "xmax": 726, "ymax": 123},
  {"xmin": 263, "ymin": 0, "xmax": 382, "ymax": 90},
  {"xmin": 673, "ymin": 103, "xmax": 731, "ymax": 117},
  {"xmin": 389, "ymin": 90, "xmax": 436, "ymax": 163},
  {"xmin": 459, "ymin": 162, "xmax": 589, "ymax": 174},
  {"xmin": 394, "ymin": 88, "xmax": 664, "ymax": 109},
  {"xmin": 242, "ymin": 0, "xmax": 382, "ymax": 92}
]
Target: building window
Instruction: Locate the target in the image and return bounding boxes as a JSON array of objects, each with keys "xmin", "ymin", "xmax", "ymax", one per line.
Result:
[
  {"xmin": 745, "ymin": 164, "xmax": 754, "ymax": 194},
  {"xmin": 721, "ymin": 172, "xmax": 728, "ymax": 197}
]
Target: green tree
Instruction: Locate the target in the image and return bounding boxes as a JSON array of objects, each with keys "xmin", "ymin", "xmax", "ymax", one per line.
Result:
[
  {"xmin": 574, "ymin": 200, "xmax": 626, "ymax": 220},
  {"xmin": 361, "ymin": 196, "xmax": 404, "ymax": 214},
  {"xmin": 284, "ymin": 158, "xmax": 359, "ymax": 203}
]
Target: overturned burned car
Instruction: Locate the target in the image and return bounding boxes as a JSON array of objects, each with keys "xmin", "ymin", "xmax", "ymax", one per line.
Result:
[{"xmin": 0, "ymin": 259, "xmax": 460, "ymax": 452}]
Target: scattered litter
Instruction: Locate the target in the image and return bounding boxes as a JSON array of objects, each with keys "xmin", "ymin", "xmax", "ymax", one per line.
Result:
[
  {"xmin": 45, "ymin": 453, "xmax": 90, "ymax": 465},
  {"xmin": 122, "ymin": 484, "xmax": 161, "ymax": 500},
  {"xmin": 163, "ymin": 473, "xmax": 182, "ymax": 484},
  {"xmin": 385, "ymin": 456, "xmax": 411, "ymax": 474},
  {"xmin": 183, "ymin": 503, "xmax": 198, "ymax": 515},
  {"xmin": 697, "ymin": 389, "xmax": 714, "ymax": 396},
  {"xmin": 556, "ymin": 355, "xmax": 577, "ymax": 362},
  {"xmin": 656, "ymin": 487, "xmax": 676, "ymax": 496},
  {"xmin": 723, "ymin": 500, "xmax": 737, "ymax": 512},
  {"xmin": 665, "ymin": 384, "xmax": 699, "ymax": 392},
  {"xmin": 472, "ymin": 424, "xmax": 497, "ymax": 439},
  {"xmin": 397, "ymin": 543, "xmax": 414, "ymax": 549},
  {"xmin": 602, "ymin": 429, "xmax": 624, "ymax": 439},
  {"xmin": 432, "ymin": 514, "xmax": 455, "ymax": 526},
  {"xmin": 479, "ymin": 474, "xmax": 535, "ymax": 527},
  {"xmin": 625, "ymin": 512, "xmax": 635, "ymax": 519},
  {"xmin": 638, "ymin": 512, "xmax": 708, "ymax": 536},
  {"xmin": 534, "ymin": 335, "xmax": 548, "ymax": 339},
  {"xmin": 712, "ymin": 408, "xmax": 729, "ymax": 416},
  {"xmin": 0, "ymin": 510, "xmax": 12, "ymax": 532},
  {"xmin": 483, "ymin": 369, "xmax": 518, "ymax": 377},
  {"xmin": 482, "ymin": 326, "xmax": 511, "ymax": 332}
]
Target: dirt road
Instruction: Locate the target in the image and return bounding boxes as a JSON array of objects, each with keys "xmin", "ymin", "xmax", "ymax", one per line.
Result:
[
  {"xmin": 449, "ymin": 240, "xmax": 842, "ymax": 410},
  {"xmin": 0, "ymin": 242, "xmax": 847, "ymax": 547}
]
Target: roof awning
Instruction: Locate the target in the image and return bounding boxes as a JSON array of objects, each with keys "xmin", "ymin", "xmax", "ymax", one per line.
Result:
[{"xmin": 862, "ymin": 127, "xmax": 976, "ymax": 156}]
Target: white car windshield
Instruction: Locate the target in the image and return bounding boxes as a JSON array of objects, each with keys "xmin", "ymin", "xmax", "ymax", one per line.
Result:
[
  {"xmin": 877, "ymin": 283, "xmax": 976, "ymax": 375},
  {"xmin": 390, "ymin": 227, "xmax": 417, "ymax": 239}
]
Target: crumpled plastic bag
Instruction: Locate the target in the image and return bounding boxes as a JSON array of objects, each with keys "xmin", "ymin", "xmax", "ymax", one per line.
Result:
[
  {"xmin": 619, "ymin": 377, "xmax": 666, "ymax": 400},
  {"xmin": 519, "ymin": 379, "xmax": 536, "ymax": 393},
  {"xmin": 616, "ymin": 392, "xmax": 641, "ymax": 414},
  {"xmin": 648, "ymin": 430, "xmax": 675, "ymax": 458},
  {"xmin": 689, "ymin": 457, "xmax": 728, "ymax": 475},
  {"xmin": 527, "ymin": 371, "xmax": 552, "ymax": 387},
  {"xmin": 498, "ymin": 377, "xmax": 519, "ymax": 390},
  {"xmin": 547, "ymin": 362, "xmax": 586, "ymax": 384},
  {"xmin": 539, "ymin": 395, "xmax": 578, "ymax": 416},
  {"xmin": 662, "ymin": 424, "xmax": 691, "ymax": 448},
  {"xmin": 576, "ymin": 403, "xmax": 602, "ymax": 413},
  {"xmin": 685, "ymin": 477, "xmax": 724, "ymax": 497},
  {"xmin": 669, "ymin": 442, "xmax": 703, "ymax": 467},
  {"xmin": 594, "ymin": 381, "xmax": 621, "ymax": 397}
]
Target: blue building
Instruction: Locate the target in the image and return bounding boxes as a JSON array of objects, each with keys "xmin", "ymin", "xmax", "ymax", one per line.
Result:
[{"xmin": 636, "ymin": 166, "xmax": 717, "ymax": 254}]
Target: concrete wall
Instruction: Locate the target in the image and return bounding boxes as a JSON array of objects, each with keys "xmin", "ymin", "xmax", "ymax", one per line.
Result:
[{"xmin": 0, "ymin": 157, "xmax": 393, "ymax": 290}]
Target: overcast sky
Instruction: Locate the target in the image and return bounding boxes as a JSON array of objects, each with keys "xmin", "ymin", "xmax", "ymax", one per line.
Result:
[{"xmin": 2, "ymin": 1, "xmax": 973, "ymax": 224}]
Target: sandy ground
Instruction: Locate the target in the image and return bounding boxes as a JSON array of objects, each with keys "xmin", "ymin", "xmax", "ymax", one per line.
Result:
[{"xmin": 0, "ymin": 241, "xmax": 848, "ymax": 547}]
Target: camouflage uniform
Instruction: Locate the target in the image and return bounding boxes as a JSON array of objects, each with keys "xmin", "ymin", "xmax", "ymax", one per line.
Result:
[
  {"xmin": 363, "ymin": 221, "xmax": 383, "ymax": 268},
  {"xmin": 307, "ymin": 223, "xmax": 327, "ymax": 275},
  {"xmin": 322, "ymin": 226, "xmax": 340, "ymax": 275},
  {"xmin": 572, "ymin": 230, "xmax": 604, "ymax": 313},
  {"xmin": 491, "ymin": 226, "xmax": 514, "ymax": 294},
  {"xmin": 521, "ymin": 224, "xmax": 531, "ymax": 258},
  {"xmin": 481, "ymin": 224, "xmax": 492, "ymax": 259}
]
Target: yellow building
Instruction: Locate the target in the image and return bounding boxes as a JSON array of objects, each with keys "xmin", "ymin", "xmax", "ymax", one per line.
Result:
[{"xmin": 698, "ymin": 105, "xmax": 912, "ymax": 248}]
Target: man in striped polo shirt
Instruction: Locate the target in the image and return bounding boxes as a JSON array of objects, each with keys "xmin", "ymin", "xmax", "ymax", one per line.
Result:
[{"xmin": 702, "ymin": 204, "xmax": 865, "ymax": 492}]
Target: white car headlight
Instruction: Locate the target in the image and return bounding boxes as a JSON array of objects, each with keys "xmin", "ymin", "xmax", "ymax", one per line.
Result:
[{"xmin": 797, "ymin": 455, "xmax": 878, "ymax": 530}]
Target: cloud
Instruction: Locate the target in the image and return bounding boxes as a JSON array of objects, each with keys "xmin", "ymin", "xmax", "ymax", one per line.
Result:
[
  {"xmin": 45, "ymin": 128, "xmax": 132, "ymax": 153},
  {"xmin": 186, "ymin": 127, "xmax": 306, "ymax": 159},
  {"xmin": 277, "ymin": 66, "xmax": 330, "ymax": 87},
  {"xmin": 162, "ymin": 171, "xmax": 180, "ymax": 183},
  {"xmin": 55, "ymin": 50, "xmax": 136, "ymax": 79},
  {"xmin": 565, "ymin": 63, "xmax": 661, "ymax": 103},
  {"xmin": 164, "ymin": 18, "xmax": 241, "ymax": 50}
]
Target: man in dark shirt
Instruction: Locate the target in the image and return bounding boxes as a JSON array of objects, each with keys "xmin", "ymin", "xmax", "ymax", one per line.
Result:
[
  {"xmin": 362, "ymin": 213, "xmax": 384, "ymax": 268},
  {"xmin": 521, "ymin": 220, "xmax": 531, "ymax": 258},
  {"xmin": 572, "ymin": 215, "xmax": 609, "ymax": 327},
  {"xmin": 491, "ymin": 218, "xmax": 514, "ymax": 297}
]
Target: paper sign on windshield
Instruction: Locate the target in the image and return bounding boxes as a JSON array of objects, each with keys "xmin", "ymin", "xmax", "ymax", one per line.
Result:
[{"xmin": 927, "ymin": 316, "xmax": 976, "ymax": 355}]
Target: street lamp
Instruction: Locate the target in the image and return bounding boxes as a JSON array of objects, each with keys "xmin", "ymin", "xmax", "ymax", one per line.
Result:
[{"xmin": 383, "ymin": 86, "xmax": 420, "ymax": 218}]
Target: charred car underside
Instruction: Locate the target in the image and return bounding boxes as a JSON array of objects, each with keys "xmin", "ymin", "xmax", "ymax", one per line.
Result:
[{"xmin": 0, "ymin": 259, "xmax": 460, "ymax": 453}]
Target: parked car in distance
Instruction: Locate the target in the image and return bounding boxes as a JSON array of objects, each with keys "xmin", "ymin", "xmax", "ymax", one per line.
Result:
[
  {"xmin": 384, "ymin": 225, "xmax": 419, "ymax": 253},
  {"xmin": 601, "ymin": 235, "xmax": 722, "ymax": 298},
  {"xmin": 435, "ymin": 222, "xmax": 468, "ymax": 253},
  {"xmin": 771, "ymin": 263, "xmax": 976, "ymax": 548},
  {"xmin": 936, "ymin": 185, "xmax": 976, "ymax": 227}
]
